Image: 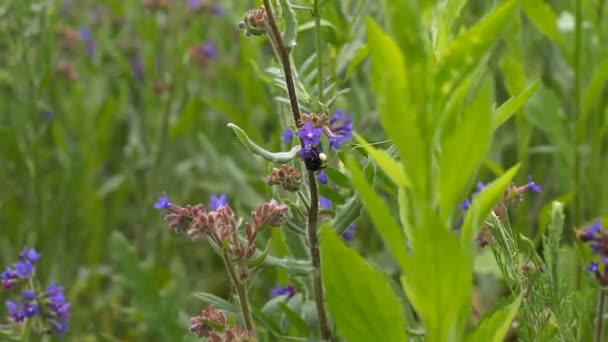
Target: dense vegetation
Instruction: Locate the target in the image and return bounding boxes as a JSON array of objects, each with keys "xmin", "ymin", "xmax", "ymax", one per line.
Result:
[{"xmin": 2, "ymin": 0, "xmax": 608, "ymax": 341}]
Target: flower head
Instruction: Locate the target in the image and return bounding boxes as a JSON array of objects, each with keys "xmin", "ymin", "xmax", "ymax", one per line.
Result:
[
  {"xmin": 14, "ymin": 261, "xmax": 33, "ymax": 279},
  {"xmin": 281, "ymin": 128, "xmax": 294, "ymax": 143},
  {"xmin": 342, "ymin": 224, "xmax": 356, "ymax": 242},
  {"xmin": 326, "ymin": 110, "xmax": 353, "ymax": 149},
  {"xmin": 200, "ymin": 42, "xmax": 218, "ymax": 59},
  {"xmin": 298, "ymin": 122, "xmax": 323, "ymax": 146},
  {"xmin": 46, "ymin": 282, "xmax": 71, "ymax": 335},
  {"xmin": 317, "ymin": 170, "xmax": 328, "ymax": 185},
  {"xmin": 270, "ymin": 284, "xmax": 295, "ymax": 299},
  {"xmin": 588, "ymin": 261, "xmax": 600, "ymax": 273},
  {"xmin": 525, "ymin": 175, "xmax": 542, "ymax": 193},
  {"xmin": 320, "ymin": 196, "xmax": 332, "ymax": 209},
  {"xmin": 459, "ymin": 199, "xmax": 471, "ymax": 211},
  {"xmin": 22, "ymin": 290, "xmax": 37, "ymax": 300},
  {"xmin": 209, "ymin": 194, "xmax": 228, "ymax": 211},
  {"xmin": 129, "ymin": 55, "xmax": 145, "ymax": 81},
  {"xmin": 20, "ymin": 247, "xmax": 41, "ymax": 263},
  {"xmin": 212, "ymin": 5, "xmax": 225, "ymax": 16},
  {"xmin": 580, "ymin": 220, "xmax": 602, "ymax": 242},
  {"xmin": 79, "ymin": 27, "xmax": 95, "ymax": 57},
  {"xmin": 6, "ymin": 300, "xmax": 23, "ymax": 322},
  {"xmin": 154, "ymin": 195, "xmax": 172, "ymax": 210}
]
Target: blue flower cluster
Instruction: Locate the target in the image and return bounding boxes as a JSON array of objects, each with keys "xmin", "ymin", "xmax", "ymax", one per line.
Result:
[
  {"xmin": 1, "ymin": 247, "xmax": 41, "ymax": 289},
  {"xmin": 2, "ymin": 247, "xmax": 71, "ymax": 336}
]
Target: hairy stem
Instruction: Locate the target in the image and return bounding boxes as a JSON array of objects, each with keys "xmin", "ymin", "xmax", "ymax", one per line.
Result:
[
  {"xmin": 222, "ymin": 252, "xmax": 255, "ymax": 333},
  {"xmin": 262, "ymin": 1, "xmax": 333, "ymax": 340},
  {"xmin": 314, "ymin": 0, "xmax": 324, "ymax": 103},
  {"xmin": 262, "ymin": 0, "xmax": 301, "ymax": 125},
  {"xmin": 596, "ymin": 287, "xmax": 606, "ymax": 342},
  {"xmin": 306, "ymin": 170, "xmax": 333, "ymax": 341}
]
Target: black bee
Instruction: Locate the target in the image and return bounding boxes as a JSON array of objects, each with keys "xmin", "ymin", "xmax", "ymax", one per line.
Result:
[{"xmin": 301, "ymin": 145, "xmax": 327, "ymax": 171}]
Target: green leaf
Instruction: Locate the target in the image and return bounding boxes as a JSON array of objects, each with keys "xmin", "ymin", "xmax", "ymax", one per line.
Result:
[
  {"xmin": 543, "ymin": 201, "xmax": 564, "ymax": 292},
  {"xmin": 367, "ymin": 19, "xmax": 429, "ymax": 202},
  {"xmin": 493, "ymin": 80, "xmax": 540, "ymax": 129},
  {"xmin": 432, "ymin": 0, "xmax": 468, "ymax": 54},
  {"xmin": 323, "ymin": 166, "xmax": 351, "ymax": 189},
  {"xmin": 110, "ymin": 232, "xmax": 184, "ymax": 340},
  {"xmin": 583, "ymin": 60, "xmax": 608, "ymax": 116},
  {"xmin": 521, "ymin": 0, "xmax": 567, "ymax": 53},
  {"xmin": 466, "ymin": 297, "xmax": 521, "ymax": 342},
  {"xmin": 227, "ymin": 123, "xmax": 300, "ymax": 163},
  {"xmin": 321, "ymin": 225, "xmax": 408, "ymax": 342},
  {"xmin": 461, "ymin": 164, "xmax": 520, "ymax": 244},
  {"xmin": 319, "ymin": 184, "xmax": 346, "ymax": 205},
  {"xmin": 329, "ymin": 195, "xmax": 363, "ymax": 235},
  {"xmin": 264, "ymin": 256, "xmax": 315, "ymax": 276},
  {"xmin": 346, "ymin": 155, "xmax": 408, "ymax": 270},
  {"xmin": 438, "ymin": 76, "xmax": 493, "ymax": 220},
  {"xmin": 354, "ymin": 132, "xmax": 409, "ymax": 187},
  {"xmin": 435, "ymin": 0, "xmax": 518, "ymax": 97},
  {"xmin": 400, "ymin": 218, "xmax": 472, "ymax": 342},
  {"xmin": 345, "ymin": 44, "xmax": 369, "ymax": 80},
  {"xmin": 279, "ymin": 0, "xmax": 297, "ymax": 50}
]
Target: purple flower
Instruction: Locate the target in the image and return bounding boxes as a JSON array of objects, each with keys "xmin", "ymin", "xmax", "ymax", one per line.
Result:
[
  {"xmin": 212, "ymin": 5, "xmax": 225, "ymax": 16},
  {"xmin": 525, "ymin": 175, "xmax": 542, "ymax": 193},
  {"xmin": 459, "ymin": 199, "xmax": 471, "ymax": 211},
  {"xmin": 320, "ymin": 196, "xmax": 332, "ymax": 209},
  {"xmin": 154, "ymin": 195, "xmax": 172, "ymax": 210},
  {"xmin": 46, "ymin": 282, "xmax": 71, "ymax": 335},
  {"xmin": 1, "ymin": 267, "xmax": 13, "ymax": 279},
  {"xmin": 129, "ymin": 55, "xmax": 145, "ymax": 81},
  {"xmin": 6, "ymin": 300, "xmax": 23, "ymax": 322},
  {"xmin": 317, "ymin": 171, "xmax": 328, "ymax": 185},
  {"xmin": 588, "ymin": 261, "xmax": 600, "ymax": 273},
  {"xmin": 209, "ymin": 194, "xmax": 228, "ymax": 211},
  {"xmin": 200, "ymin": 42, "xmax": 217, "ymax": 59},
  {"xmin": 14, "ymin": 261, "xmax": 33, "ymax": 279},
  {"xmin": 22, "ymin": 302, "xmax": 39, "ymax": 318},
  {"xmin": 22, "ymin": 290, "xmax": 37, "ymax": 300},
  {"xmin": 581, "ymin": 220, "xmax": 602, "ymax": 242},
  {"xmin": 20, "ymin": 247, "xmax": 41, "ymax": 263},
  {"xmin": 281, "ymin": 128, "xmax": 294, "ymax": 143},
  {"xmin": 270, "ymin": 285, "xmax": 295, "ymax": 299},
  {"xmin": 342, "ymin": 224, "xmax": 356, "ymax": 242},
  {"xmin": 298, "ymin": 122, "xmax": 322, "ymax": 146},
  {"xmin": 326, "ymin": 110, "xmax": 353, "ymax": 149},
  {"xmin": 79, "ymin": 27, "xmax": 95, "ymax": 57},
  {"xmin": 328, "ymin": 134, "xmax": 347, "ymax": 150},
  {"xmin": 188, "ymin": 0, "xmax": 202, "ymax": 10}
]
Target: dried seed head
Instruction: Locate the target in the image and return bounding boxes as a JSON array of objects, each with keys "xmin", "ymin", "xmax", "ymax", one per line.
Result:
[
  {"xmin": 239, "ymin": 7, "xmax": 268, "ymax": 36},
  {"xmin": 252, "ymin": 200, "xmax": 289, "ymax": 230},
  {"xmin": 189, "ymin": 305, "xmax": 227, "ymax": 338},
  {"xmin": 266, "ymin": 165, "xmax": 301, "ymax": 192}
]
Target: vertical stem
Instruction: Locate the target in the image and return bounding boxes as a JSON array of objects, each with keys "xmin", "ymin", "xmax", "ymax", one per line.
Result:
[
  {"xmin": 306, "ymin": 170, "xmax": 332, "ymax": 341},
  {"xmin": 596, "ymin": 287, "xmax": 606, "ymax": 342},
  {"xmin": 222, "ymin": 252, "xmax": 256, "ymax": 333},
  {"xmin": 573, "ymin": 0, "xmax": 583, "ymax": 290},
  {"xmin": 573, "ymin": 0, "xmax": 583, "ymax": 225},
  {"xmin": 314, "ymin": 0, "xmax": 324, "ymax": 104},
  {"xmin": 262, "ymin": 1, "xmax": 334, "ymax": 341}
]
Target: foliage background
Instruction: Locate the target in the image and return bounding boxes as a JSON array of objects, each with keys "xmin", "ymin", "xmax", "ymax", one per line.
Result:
[{"xmin": 1, "ymin": 0, "xmax": 607, "ymax": 340}]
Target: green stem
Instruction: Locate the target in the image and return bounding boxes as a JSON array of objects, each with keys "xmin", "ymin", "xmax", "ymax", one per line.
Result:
[
  {"xmin": 222, "ymin": 252, "xmax": 256, "ymax": 333},
  {"xmin": 262, "ymin": 2, "xmax": 334, "ymax": 340},
  {"xmin": 314, "ymin": 0, "xmax": 324, "ymax": 104},
  {"xmin": 573, "ymin": 0, "xmax": 583, "ymax": 291},
  {"xmin": 573, "ymin": 0, "xmax": 583, "ymax": 225},
  {"xmin": 596, "ymin": 287, "xmax": 606, "ymax": 342}
]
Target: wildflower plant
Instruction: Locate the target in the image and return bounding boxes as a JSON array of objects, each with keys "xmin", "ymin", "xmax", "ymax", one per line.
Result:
[{"xmin": 1, "ymin": 248, "xmax": 71, "ymax": 339}]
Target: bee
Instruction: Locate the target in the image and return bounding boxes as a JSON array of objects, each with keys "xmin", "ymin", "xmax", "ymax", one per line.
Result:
[{"xmin": 302, "ymin": 145, "xmax": 327, "ymax": 171}]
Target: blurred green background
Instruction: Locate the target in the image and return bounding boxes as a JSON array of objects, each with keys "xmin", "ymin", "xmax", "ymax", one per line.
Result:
[{"xmin": 1, "ymin": 0, "xmax": 607, "ymax": 340}]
